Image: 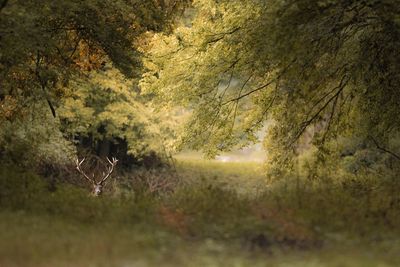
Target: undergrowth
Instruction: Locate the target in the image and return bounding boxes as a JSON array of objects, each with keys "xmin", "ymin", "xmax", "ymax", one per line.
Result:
[{"xmin": 0, "ymin": 160, "xmax": 399, "ymax": 266}]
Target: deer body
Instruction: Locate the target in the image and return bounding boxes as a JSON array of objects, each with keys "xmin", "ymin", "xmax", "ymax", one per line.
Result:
[{"xmin": 75, "ymin": 157, "xmax": 118, "ymax": 196}]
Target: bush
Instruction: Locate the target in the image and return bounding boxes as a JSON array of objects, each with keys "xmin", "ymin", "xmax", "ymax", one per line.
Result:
[
  {"xmin": 0, "ymin": 106, "xmax": 76, "ymax": 169},
  {"xmin": 0, "ymin": 164, "xmax": 159, "ymax": 225}
]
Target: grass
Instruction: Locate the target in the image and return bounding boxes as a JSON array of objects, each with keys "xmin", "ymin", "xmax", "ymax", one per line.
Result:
[
  {"xmin": 1, "ymin": 211, "xmax": 399, "ymax": 267},
  {"xmin": 0, "ymin": 160, "xmax": 399, "ymax": 266},
  {"xmin": 175, "ymin": 159, "xmax": 266, "ymax": 195}
]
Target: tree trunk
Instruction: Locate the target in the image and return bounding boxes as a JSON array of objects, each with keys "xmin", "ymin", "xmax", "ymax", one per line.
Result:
[{"xmin": 98, "ymin": 139, "xmax": 111, "ymax": 159}]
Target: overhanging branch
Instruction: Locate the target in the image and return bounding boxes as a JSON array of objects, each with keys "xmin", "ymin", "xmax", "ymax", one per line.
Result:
[
  {"xmin": 291, "ymin": 75, "xmax": 349, "ymax": 144},
  {"xmin": 222, "ymin": 59, "xmax": 296, "ymax": 105},
  {"xmin": 370, "ymin": 135, "xmax": 400, "ymax": 161}
]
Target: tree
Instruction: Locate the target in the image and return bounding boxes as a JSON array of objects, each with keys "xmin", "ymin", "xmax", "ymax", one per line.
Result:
[
  {"xmin": 141, "ymin": 0, "xmax": 400, "ymax": 169},
  {"xmin": 59, "ymin": 65, "xmax": 181, "ymax": 166},
  {"xmin": 0, "ymin": 0, "xmax": 189, "ymax": 116},
  {"xmin": 0, "ymin": 0, "xmax": 189, "ymax": 166}
]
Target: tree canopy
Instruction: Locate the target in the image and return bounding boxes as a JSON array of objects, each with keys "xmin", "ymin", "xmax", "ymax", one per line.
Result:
[
  {"xmin": 1, "ymin": 0, "xmax": 399, "ymax": 174},
  {"xmin": 142, "ymin": 0, "xmax": 400, "ymax": 169},
  {"xmin": 0, "ymin": 0, "xmax": 189, "ymax": 166},
  {"xmin": 0, "ymin": 0, "xmax": 188, "ymax": 116}
]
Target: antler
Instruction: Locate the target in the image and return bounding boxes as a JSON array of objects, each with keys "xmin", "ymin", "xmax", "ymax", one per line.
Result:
[
  {"xmin": 99, "ymin": 157, "xmax": 118, "ymax": 185},
  {"xmin": 75, "ymin": 158, "xmax": 95, "ymax": 184}
]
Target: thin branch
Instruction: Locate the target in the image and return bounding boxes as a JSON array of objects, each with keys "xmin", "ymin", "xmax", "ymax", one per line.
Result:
[
  {"xmin": 306, "ymin": 71, "xmax": 346, "ymax": 118},
  {"xmin": 34, "ymin": 52, "xmax": 57, "ymax": 118},
  {"xmin": 292, "ymin": 75, "xmax": 349, "ymax": 144},
  {"xmin": 321, "ymin": 90, "xmax": 340, "ymax": 142},
  {"xmin": 370, "ymin": 136, "xmax": 400, "ymax": 161},
  {"xmin": 222, "ymin": 78, "xmax": 275, "ymax": 105},
  {"xmin": 222, "ymin": 59, "xmax": 296, "ymax": 105},
  {"xmin": 205, "ymin": 27, "xmax": 242, "ymax": 44},
  {"xmin": 204, "ymin": 70, "xmax": 235, "ymax": 136},
  {"xmin": 69, "ymin": 36, "xmax": 81, "ymax": 59},
  {"xmin": 227, "ymin": 74, "xmax": 254, "ymax": 134}
]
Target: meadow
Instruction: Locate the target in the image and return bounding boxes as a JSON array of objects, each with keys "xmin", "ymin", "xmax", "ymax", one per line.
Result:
[{"xmin": 0, "ymin": 159, "xmax": 399, "ymax": 267}]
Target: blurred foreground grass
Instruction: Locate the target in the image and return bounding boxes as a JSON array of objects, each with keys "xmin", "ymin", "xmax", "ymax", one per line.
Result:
[{"xmin": 0, "ymin": 160, "xmax": 399, "ymax": 267}]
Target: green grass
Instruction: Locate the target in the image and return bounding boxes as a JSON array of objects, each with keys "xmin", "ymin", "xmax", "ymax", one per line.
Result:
[
  {"xmin": 175, "ymin": 159, "xmax": 266, "ymax": 195},
  {"xmin": 1, "ymin": 211, "xmax": 399, "ymax": 267},
  {"xmin": 0, "ymin": 160, "xmax": 400, "ymax": 266}
]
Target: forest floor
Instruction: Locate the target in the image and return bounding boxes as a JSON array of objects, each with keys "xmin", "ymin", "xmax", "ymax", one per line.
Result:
[{"xmin": 0, "ymin": 160, "xmax": 399, "ymax": 267}]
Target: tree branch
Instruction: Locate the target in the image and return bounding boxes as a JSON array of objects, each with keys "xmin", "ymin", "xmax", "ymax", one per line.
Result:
[
  {"xmin": 292, "ymin": 75, "xmax": 349, "ymax": 144},
  {"xmin": 370, "ymin": 135, "xmax": 400, "ymax": 161},
  {"xmin": 222, "ymin": 59, "xmax": 296, "ymax": 105},
  {"xmin": 35, "ymin": 52, "xmax": 56, "ymax": 118},
  {"xmin": 222, "ymin": 78, "xmax": 275, "ymax": 105},
  {"xmin": 205, "ymin": 27, "xmax": 242, "ymax": 44}
]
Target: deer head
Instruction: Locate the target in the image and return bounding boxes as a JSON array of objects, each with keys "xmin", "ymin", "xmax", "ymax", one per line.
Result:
[{"xmin": 75, "ymin": 157, "xmax": 118, "ymax": 196}]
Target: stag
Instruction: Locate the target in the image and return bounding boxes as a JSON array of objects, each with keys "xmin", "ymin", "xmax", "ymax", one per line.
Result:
[{"xmin": 75, "ymin": 157, "xmax": 118, "ymax": 196}]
